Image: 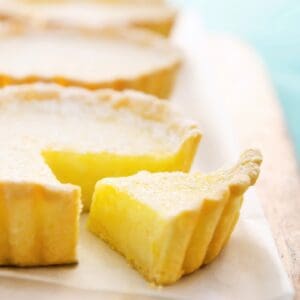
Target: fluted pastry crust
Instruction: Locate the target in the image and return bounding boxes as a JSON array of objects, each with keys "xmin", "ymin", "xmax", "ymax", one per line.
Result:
[{"xmin": 88, "ymin": 149, "xmax": 262, "ymax": 285}]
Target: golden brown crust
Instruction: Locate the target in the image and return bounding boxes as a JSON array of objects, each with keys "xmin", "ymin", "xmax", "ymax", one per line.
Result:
[
  {"xmin": 0, "ymin": 181, "xmax": 81, "ymax": 266},
  {"xmin": 0, "ymin": 24, "xmax": 181, "ymax": 98},
  {"xmin": 201, "ymin": 149, "xmax": 263, "ymax": 265}
]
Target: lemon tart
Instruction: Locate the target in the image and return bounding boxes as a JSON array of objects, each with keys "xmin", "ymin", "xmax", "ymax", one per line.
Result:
[
  {"xmin": 88, "ymin": 149, "xmax": 262, "ymax": 285},
  {"xmin": 0, "ymin": 24, "xmax": 180, "ymax": 98},
  {"xmin": 0, "ymin": 84, "xmax": 200, "ymax": 267},
  {"xmin": 0, "ymin": 0, "xmax": 176, "ymax": 37}
]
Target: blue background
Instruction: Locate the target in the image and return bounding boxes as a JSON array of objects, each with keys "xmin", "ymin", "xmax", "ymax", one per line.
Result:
[{"xmin": 174, "ymin": 0, "xmax": 300, "ymax": 160}]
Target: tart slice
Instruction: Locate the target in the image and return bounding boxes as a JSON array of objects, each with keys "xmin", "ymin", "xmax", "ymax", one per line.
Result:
[
  {"xmin": 0, "ymin": 84, "xmax": 200, "ymax": 267},
  {"xmin": 88, "ymin": 149, "xmax": 262, "ymax": 285},
  {"xmin": 0, "ymin": 0, "xmax": 176, "ymax": 37},
  {"xmin": 0, "ymin": 24, "xmax": 180, "ymax": 98}
]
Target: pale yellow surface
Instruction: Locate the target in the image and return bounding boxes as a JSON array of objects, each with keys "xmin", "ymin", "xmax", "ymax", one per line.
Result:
[
  {"xmin": 88, "ymin": 149, "xmax": 262, "ymax": 285},
  {"xmin": 0, "ymin": 27, "xmax": 179, "ymax": 89}
]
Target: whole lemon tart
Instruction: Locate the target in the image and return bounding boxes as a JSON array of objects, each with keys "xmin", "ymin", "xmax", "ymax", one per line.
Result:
[
  {"xmin": 88, "ymin": 149, "xmax": 262, "ymax": 285},
  {"xmin": 0, "ymin": 0, "xmax": 176, "ymax": 37},
  {"xmin": 0, "ymin": 83, "xmax": 200, "ymax": 266},
  {"xmin": 0, "ymin": 24, "xmax": 181, "ymax": 97}
]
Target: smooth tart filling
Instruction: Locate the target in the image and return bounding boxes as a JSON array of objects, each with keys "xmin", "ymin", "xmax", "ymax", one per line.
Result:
[
  {"xmin": 0, "ymin": 25, "xmax": 181, "ymax": 97},
  {"xmin": 88, "ymin": 149, "xmax": 262, "ymax": 285}
]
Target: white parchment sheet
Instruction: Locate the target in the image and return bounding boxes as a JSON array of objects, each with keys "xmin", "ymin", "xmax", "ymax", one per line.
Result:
[{"xmin": 0, "ymin": 11, "xmax": 294, "ymax": 300}]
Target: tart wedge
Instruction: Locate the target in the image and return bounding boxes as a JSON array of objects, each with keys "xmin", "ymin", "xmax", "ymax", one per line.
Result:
[
  {"xmin": 0, "ymin": 0, "xmax": 176, "ymax": 37},
  {"xmin": 0, "ymin": 83, "xmax": 200, "ymax": 266},
  {"xmin": 0, "ymin": 23, "xmax": 180, "ymax": 98},
  {"xmin": 88, "ymin": 149, "xmax": 262, "ymax": 285}
]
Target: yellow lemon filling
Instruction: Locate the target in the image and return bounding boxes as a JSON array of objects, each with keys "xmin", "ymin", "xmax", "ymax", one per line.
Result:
[{"xmin": 88, "ymin": 149, "xmax": 262, "ymax": 285}]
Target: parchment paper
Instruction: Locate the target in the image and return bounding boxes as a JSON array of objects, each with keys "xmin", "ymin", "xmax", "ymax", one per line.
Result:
[{"xmin": 0, "ymin": 10, "xmax": 294, "ymax": 300}]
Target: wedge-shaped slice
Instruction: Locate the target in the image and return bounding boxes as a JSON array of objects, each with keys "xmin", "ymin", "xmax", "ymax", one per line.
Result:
[
  {"xmin": 0, "ymin": 24, "xmax": 180, "ymax": 98},
  {"xmin": 0, "ymin": 84, "xmax": 200, "ymax": 266},
  {"xmin": 88, "ymin": 149, "xmax": 262, "ymax": 285},
  {"xmin": 0, "ymin": 0, "xmax": 176, "ymax": 36}
]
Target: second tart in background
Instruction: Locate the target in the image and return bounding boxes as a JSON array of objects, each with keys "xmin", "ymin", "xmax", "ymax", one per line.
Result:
[
  {"xmin": 0, "ymin": 23, "xmax": 181, "ymax": 97},
  {"xmin": 0, "ymin": 0, "xmax": 177, "ymax": 37}
]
